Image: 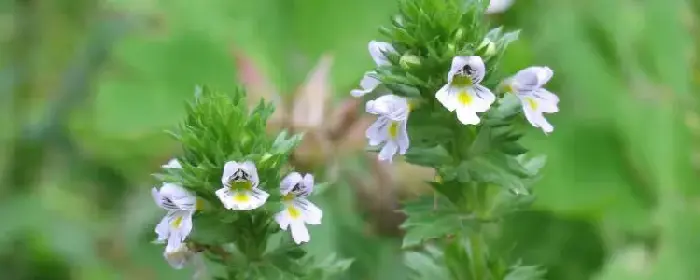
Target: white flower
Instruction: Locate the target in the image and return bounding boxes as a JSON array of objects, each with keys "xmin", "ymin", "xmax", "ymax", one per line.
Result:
[
  {"xmin": 351, "ymin": 41, "xmax": 397, "ymax": 97},
  {"xmin": 215, "ymin": 161, "xmax": 269, "ymax": 210},
  {"xmin": 164, "ymin": 243, "xmax": 195, "ymax": 269},
  {"xmin": 435, "ymin": 56, "xmax": 496, "ymax": 125},
  {"xmin": 365, "ymin": 95, "xmax": 410, "ymax": 162},
  {"xmin": 152, "ymin": 182, "xmax": 197, "ymax": 251},
  {"xmin": 162, "ymin": 158, "xmax": 182, "ymax": 168},
  {"xmin": 504, "ymin": 66, "xmax": 559, "ymax": 133},
  {"xmin": 274, "ymin": 172, "xmax": 322, "ymax": 244}
]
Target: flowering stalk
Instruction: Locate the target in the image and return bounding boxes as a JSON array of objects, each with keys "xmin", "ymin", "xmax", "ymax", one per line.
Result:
[
  {"xmin": 150, "ymin": 86, "xmax": 351, "ymax": 279},
  {"xmin": 353, "ymin": 0, "xmax": 558, "ymax": 278}
]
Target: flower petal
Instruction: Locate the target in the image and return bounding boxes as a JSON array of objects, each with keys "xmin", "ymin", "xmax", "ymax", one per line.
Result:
[
  {"xmin": 290, "ymin": 222, "xmax": 311, "ymax": 244},
  {"xmin": 378, "ymin": 141, "xmax": 399, "ymax": 162},
  {"xmin": 470, "ymin": 84, "xmax": 496, "ymax": 112},
  {"xmin": 154, "ymin": 214, "xmax": 170, "ymax": 243},
  {"xmin": 397, "ymin": 120, "xmax": 410, "ymax": 155},
  {"xmin": 448, "ymin": 56, "xmax": 486, "ymax": 85},
  {"xmin": 164, "ymin": 244, "xmax": 193, "ymax": 270},
  {"xmin": 275, "ymin": 210, "xmax": 291, "ymax": 230},
  {"xmin": 297, "ymin": 198, "xmax": 322, "ymax": 225},
  {"xmin": 456, "ymin": 106, "xmax": 481, "ymax": 125},
  {"xmin": 221, "ymin": 161, "xmax": 242, "ymax": 185},
  {"xmin": 280, "ymin": 172, "xmax": 304, "ymax": 196},
  {"xmin": 435, "ymin": 84, "xmax": 458, "ymax": 112},
  {"xmin": 533, "ymin": 88, "xmax": 559, "ymax": 113},
  {"xmin": 156, "ymin": 183, "xmax": 196, "ymax": 211},
  {"xmin": 302, "ymin": 174, "xmax": 315, "ymax": 195},
  {"xmin": 368, "ymin": 41, "xmax": 396, "ymax": 66},
  {"xmin": 521, "ymin": 101, "xmax": 554, "ymax": 133},
  {"xmin": 351, "ymin": 72, "xmax": 381, "ymax": 97},
  {"xmin": 366, "ymin": 116, "xmax": 390, "ymax": 146}
]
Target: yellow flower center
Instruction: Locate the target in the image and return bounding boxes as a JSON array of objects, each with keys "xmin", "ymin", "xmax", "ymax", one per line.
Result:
[
  {"xmin": 288, "ymin": 206, "xmax": 301, "ymax": 220},
  {"xmin": 526, "ymin": 97, "xmax": 538, "ymax": 110},
  {"xmin": 195, "ymin": 198, "xmax": 205, "ymax": 210},
  {"xmin": 231, "ymin": 181, "xmax": 253, "ymax": 190},
  {"xmin": 233, "ymin": 193, "xmax": 250, "ymax": 202},
  {"xmin": 282, "ymin": 193, "xmax": 296, "ymax": 202},
  {"xmin": 171, "ymin": 216, "xmax": 183, "ymax": 228},
  {"xmin": 457, "ymin": 91, "xmax": 473, "ymax": 106},
  {"xmin": 452, "ymin": 75, "xmax": 473, "ymax": 87},
  {"xmin": 388, "ymin": 121, "xmax": 400, "ymax": 138}
]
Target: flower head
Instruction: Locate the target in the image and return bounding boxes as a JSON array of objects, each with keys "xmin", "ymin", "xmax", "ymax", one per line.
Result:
[
  {"xmin": 504, "ymin": 66, "xmax": 559, "ymax": 133},
  {"xmin": 164, "ymin": 243, "xmax": 195, "ymax": 269},
  {"xmin": 215, "ymin": 161, "xmax": 269, "ymax": 210},
  {"xmin": 274, "ymin": 172, "xmax": 322, "ymax": 244},
  {"xmin": 365, "ymin": 95, "xmax": 410, "ymax": 162},
  {"xmin": 152, "ymin": 182, "xmax": 196, "ymax": 251},
  {"xmin": 351, "ymin": 41, "xmax": 397, "ymax": 98},
  {"xmin": 435, "ymin": 56, "xmax": 496, "ymax": 125}
]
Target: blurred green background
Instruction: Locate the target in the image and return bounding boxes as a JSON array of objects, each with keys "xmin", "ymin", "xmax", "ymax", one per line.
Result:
[{"xmin": 2, "ymin": 0, "xmax": 699, "ymax": 279}]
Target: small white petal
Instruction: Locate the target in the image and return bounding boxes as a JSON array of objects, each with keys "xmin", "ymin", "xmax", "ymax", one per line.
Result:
[
  {"xmin": 511, "ymin": 66, "xmax": 553, "ymax": 93},
  {"xmin": 154, "ymin": 215, "xmax": 170, "ymax": 243},
  {"xmin": 447, "ymin": 56, "xmax": 486, "ymax": 85},
  {"xmin": 397, "ymin": 120, "xmax": 410, "ymax": 155},
  {"xmin": 368, "ymin": 41, "xmax": 396, "ymax": 66},
  {"xmin": 164, "ymin": 244, "xmax": 194, "ymax": 269},
  {"xmin": 351, "ymin": 72, "xmax": 381, "ymax": 97},
  {"xmin": 164, "ymin": 210, "xmax": 193, "ymax": 252},
  {"xmin": 435, "ymin": 84, "xmax": 457, "ymax": 112},
  {"xmin": 302, "ymin": 174, "xmax": 314, "ymax": 194},
  {"xmin": 297, "ymin": 198, "xmax": 322, "ymax": 225},
  {"xmin": 520, "ymin": 96, "xmax": 554, "ymax": 133},
  {"xmin": 378, "ymin": 141, "xmax": 399, "ymax": 162},
  {"xmin": 290, "ymin": 222, "xmax": 310, "ymax": 244},
  {"xmin": 162, "ymin": 158, "xmax": 182, "ymax": 169},
  {"xmin": 366, "ymin": 117, "xmax": 390, "ymax": 146},
  {"xmin": 280, "ymin": 172, "xmax": 304, "ymax": 196},
  {"xmin": 532, "ymin": 88, "xmax": 559, "ymax": 113},
  {"xmin": 456, "ymin": 107, "xmax": 481, "ymax": 125},
  {"xmin": 470, "ymin": 84, "xmax": 496, "ymax": 112},
  {"xmin": 275, "ymin": 210, "xmax": 291, "ymax": 230}
]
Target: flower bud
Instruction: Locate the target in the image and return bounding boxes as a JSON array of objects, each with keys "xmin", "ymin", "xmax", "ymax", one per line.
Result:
[
  {"xmin": 399, "ymin": 55, "xmax": 421, "ymax": 69},
  {"xmin": 476, "ymin": 38, "xmax": 497, "ymax": 57}
]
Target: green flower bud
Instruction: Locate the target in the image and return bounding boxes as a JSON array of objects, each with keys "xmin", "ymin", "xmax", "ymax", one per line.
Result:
[
  {"xmin": 476, "ymin": 38, "xmax": 497, "ymax": 57},
  {"xmin": 399, "ymin": 55, "xmax": 421, "ymax": 69}
]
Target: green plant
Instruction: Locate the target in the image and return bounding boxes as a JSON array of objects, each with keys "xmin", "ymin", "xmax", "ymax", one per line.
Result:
[
  {"xmin": 149, "ymin": 86, "xmax": 351, "ymax": 279},
  {"xmin": 352, "ymin": 0, "xmax": 558, "ymax": 279}
]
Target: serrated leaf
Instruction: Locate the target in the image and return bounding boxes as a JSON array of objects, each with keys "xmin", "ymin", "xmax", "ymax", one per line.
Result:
[
  {"xmin": 400, "ymin": 196, "xmax": 465, "ymax": 248},
  {"xmin": 271, "ymin": 130, "xmax": 304, "ymax": 155},
  {"xmin": 504, "ymin": 265, "xmax": 546, "ymax": 280},
  {"xmin": 405, "ymin": 145, "xmax": 453, "ymax": 167}
]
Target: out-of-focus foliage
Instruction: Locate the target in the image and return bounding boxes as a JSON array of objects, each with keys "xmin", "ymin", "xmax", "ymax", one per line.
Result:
[{"xmin": 1, "ymin": 0, "xmax": 698, "ymax": 279}]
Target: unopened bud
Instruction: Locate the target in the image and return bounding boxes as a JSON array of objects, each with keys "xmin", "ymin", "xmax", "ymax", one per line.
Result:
[
  {"xmin": 399, "ymin": 55, "xmax": 421, "ymax": 69},
  {"xmin": 454, "ymin": 28, "xmax": 466, "ymax": 41},
  {"xmin": 476, "ymin": 39, "xmax": 497, "ymax": 57}
]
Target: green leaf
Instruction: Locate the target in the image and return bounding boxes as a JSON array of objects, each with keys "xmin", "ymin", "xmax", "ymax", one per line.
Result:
[
  {"xmin": 404, "ymin": 249, "xmax": 450, "ymax": 280},
  {"xmin": 504, "ymin": 265, "xmax": 546, "ymax": 280},
  {"xmin": 405, "ymin": 145, "xmax": 452, "ymax": 167},
  {"xmin": 271, "ymin": 130, "xmax": 304, "ymax": 155},
  {"xmin": 400, "ymin": 196, "xmax": 465, "ymax": 248}
]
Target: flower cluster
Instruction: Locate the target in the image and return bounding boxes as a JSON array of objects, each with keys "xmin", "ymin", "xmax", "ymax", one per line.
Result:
[
  {"xmin": 352, "ymin": 41, "xmax": 560, "ymax": 162},
  {"xmin": 151, "ymin": 159, "xmax": 322, "ymax": 269}
]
